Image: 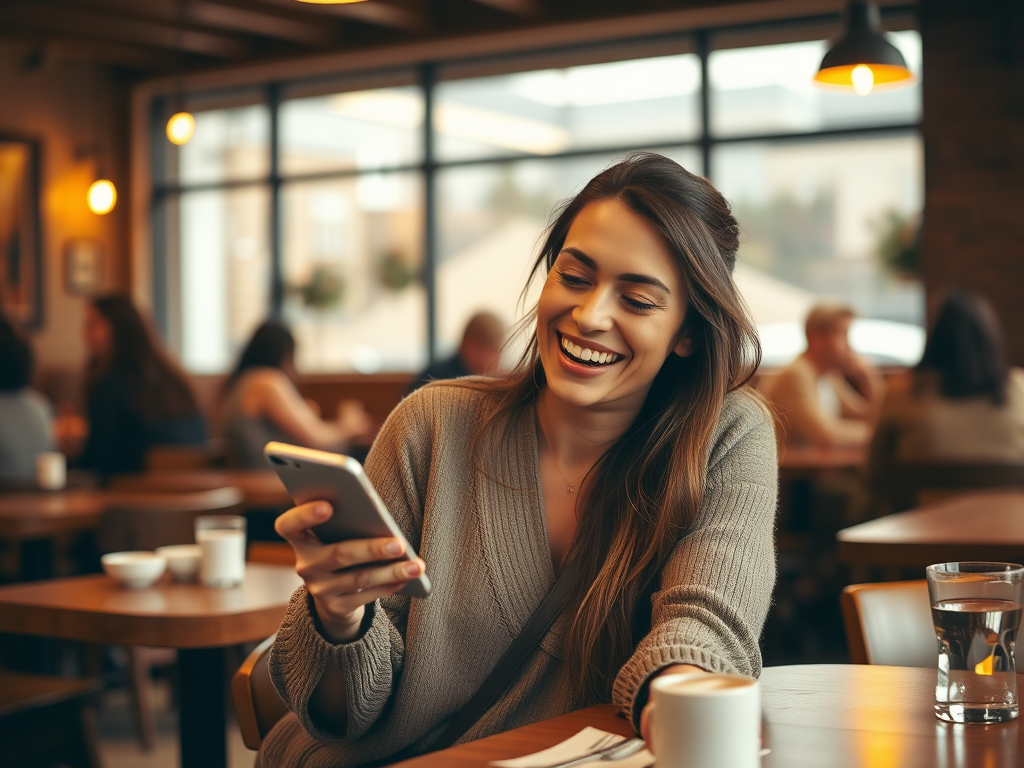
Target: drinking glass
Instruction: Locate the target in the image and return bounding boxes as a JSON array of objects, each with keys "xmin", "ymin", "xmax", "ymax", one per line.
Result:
[
  {"xmin": 927, "ymin": 562, "xmax": 1024, "ymax": 723},
  {"xmin": 195, "ymin": 515, "xmax": 247, "ymax": 588}
]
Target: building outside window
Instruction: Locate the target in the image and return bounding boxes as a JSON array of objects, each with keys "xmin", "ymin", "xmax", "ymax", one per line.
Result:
[{"xmin": 153, "ymin": 27, "xmax": 922, "ymax": 374}]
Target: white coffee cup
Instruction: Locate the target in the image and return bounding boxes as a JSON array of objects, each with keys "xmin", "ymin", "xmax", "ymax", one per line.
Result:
[
  {"xmin": 195, "ymin": 515, "xmax": 246, "ymax": 588},
  {"xmin": 650, "ymin": 672, "xmax": 761, "ymax": 768},
  {"xmin": 36, "ymin": 452, "xmax": 67, "ymax": 490}
]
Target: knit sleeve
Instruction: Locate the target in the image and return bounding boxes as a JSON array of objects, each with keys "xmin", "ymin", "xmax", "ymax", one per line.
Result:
[
  {"xmin": 268, "ymin": 390, "xmax": 433, "ymax": 741},
  {"xmin": 611, "ymin": 392, "xmax": 778, "ymax": 728}
]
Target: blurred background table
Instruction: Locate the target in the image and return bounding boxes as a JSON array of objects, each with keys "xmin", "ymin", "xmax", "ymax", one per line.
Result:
[
  {"xmin": 390, "ymin": 665, "xmax": 1022, "ymax": 768},
  {"xmin": 108, "ymin": 470, "xmax": 290, "ymax": 511},
  {"xmin": 837, "ymin": 491, "xmax": 1024, "ymax": 568},
  {"xmin": 0, "ymin": 563, "xmax": 300, "ymax": 768}
]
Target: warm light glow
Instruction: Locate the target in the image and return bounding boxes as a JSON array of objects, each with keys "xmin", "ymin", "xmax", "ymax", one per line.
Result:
[
  {"xmin": 851, "ymin": 64, "xmax": 874, "ymax": 96},
  {"xmin": 166, "ymin": 112, "xmax": 196, "ymax": 145},
  {"xmin": 814, "ymin": 63, "xmax": 913, "ymax": 92},
  {"xmin": 87, "ymin": 179, "xmax": 117, "ymax": 215},
  {"xmin": 975, "ymin": 653, "xmax": 994, "ymax": 676}
]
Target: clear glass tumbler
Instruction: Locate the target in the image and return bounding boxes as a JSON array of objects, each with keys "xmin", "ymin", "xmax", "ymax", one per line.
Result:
[
  {"xmin": 195, "ymin": 515, "xmax": 247, "ymax": 588},
  {"xmin": 927, "ymin": 562, "xmax": 1024, "ymax": 723}
]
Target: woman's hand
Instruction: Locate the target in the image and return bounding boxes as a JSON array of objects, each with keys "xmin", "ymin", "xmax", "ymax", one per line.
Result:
[
  {"xmin": 274, "ymin": 501, "xmax": 426, "ymax": 644},
  {"xmin": 640, "ymin": 664, "xmax": 706, "ymax": 750}
]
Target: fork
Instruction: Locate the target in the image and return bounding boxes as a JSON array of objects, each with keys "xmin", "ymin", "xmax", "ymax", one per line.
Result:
[{"xmin": 539, "ymin": 736, "xmax": 646, "ymax": 768}]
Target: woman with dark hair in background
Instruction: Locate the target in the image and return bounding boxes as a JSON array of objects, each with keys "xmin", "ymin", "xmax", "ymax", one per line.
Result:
[
  {"xmin": 220, "ymin": 320, "xmax": 372, "ymax": 469},
  {"xmin": 0, "ymin": 311, "xmax": 53, "ymax": 479},
  {"xmin": 79, "ymin": 294, "xmax": 206, "ymax": 477},
  {"xmin": 258, "ymin": 153, "xmax": 776, "ymax": 767},
  {"xmin": 864, "ymin": 290, "xmax": 1024, "ymax": 514}
]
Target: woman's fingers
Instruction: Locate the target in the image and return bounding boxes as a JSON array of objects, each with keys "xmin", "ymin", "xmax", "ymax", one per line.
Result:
[
  {"xmin": 306, "ymin": 558, "xmax": 425, "ymax": 602},
  {"xmin": 297, "ymin": 536, "xmax": 406, "ymax": 578},
  {"xmin": 274, "ymin": 501, "xmax": 332, "ymax": 547}
]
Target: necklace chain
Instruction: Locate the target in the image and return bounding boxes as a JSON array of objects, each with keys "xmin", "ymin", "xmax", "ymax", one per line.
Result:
[{"xmin": 549, "ymin": 454, "xmax": 586, "ymax": 494}]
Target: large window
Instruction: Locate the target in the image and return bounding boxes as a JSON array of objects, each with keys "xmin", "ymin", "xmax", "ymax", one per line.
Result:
[{"xmin": 155, "ymin": 23, "xmax": 923, "ymax": 373}]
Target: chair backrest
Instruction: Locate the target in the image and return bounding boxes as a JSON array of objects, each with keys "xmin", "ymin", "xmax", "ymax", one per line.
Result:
[
  {"xmin": 233, "ymin": 635, "xmax": 289, "ymax": 750},
  {"xmin": 883, "ymin": 462, "xmax": 1024, "ymax": 514},
  {"xmin": 841, "ymin": 580, "xmax": 936, "ymax": 667},
  {"xmin": 146, "ymin": 439, "xmax": 227, "ymax": 471},
  {"xmin": 96, "ymin": 487, "xmax": 244, "ymax": 554}
]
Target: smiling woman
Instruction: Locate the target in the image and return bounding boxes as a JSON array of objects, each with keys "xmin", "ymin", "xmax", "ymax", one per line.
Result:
[{"xmin": 259, "ymin": 153, "xmax": 778, "ymax": 768}]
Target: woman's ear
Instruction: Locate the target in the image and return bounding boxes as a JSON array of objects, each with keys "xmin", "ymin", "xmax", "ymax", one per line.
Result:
[{"xmin": 673, "ymin": 331, "xmax": 695, "ymax": 358}]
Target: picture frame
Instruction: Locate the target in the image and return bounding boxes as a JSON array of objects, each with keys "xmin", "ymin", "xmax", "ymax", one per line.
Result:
[
  {"xmin": 0, "ymin": 134, "xmax": 43, "ymax": 328},
  {"xmin": 64, "ymin": 239, "xmax": 104, "ymax": 295}
]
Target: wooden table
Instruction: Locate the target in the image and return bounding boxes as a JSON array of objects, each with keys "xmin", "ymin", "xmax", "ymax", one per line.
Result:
[
  {"xmin": 0, "ymin": 563, "xmax": 301, "ymax": 768},
  {"xmin": 837, "ymin": 490, "xmax": 1024, "ymax": 568},
  {"xmin": 109, "ymin": 470, "xmax": 291, "ymax": 510},
  {"xmin": 391, "ymin": 665, "xmax": 1023, "ymax": 768},
  {"xmin": 0, "ymin": 490, "xmax": 110, "ymax": 540}
]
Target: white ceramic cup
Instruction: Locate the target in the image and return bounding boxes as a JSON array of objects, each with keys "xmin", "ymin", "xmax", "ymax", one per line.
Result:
[
  {"xmin": 650, "ymin": 672, "xmax": 761, "ymax": 768},
  {"xmin": 36, "ymin": 452, "xmax": 66, "ymax": 490},
  {"xmin": 195, "ymin": 515, "xmax": 246, "ymax": 588}
]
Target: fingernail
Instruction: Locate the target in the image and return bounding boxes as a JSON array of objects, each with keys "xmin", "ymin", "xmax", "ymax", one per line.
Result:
[
  {"xmin": 315, "ymin": 504, "xmax": 330, "ymax": 518},
  {"xmin": 386, "ymin": 541, "xmax": 402, "ymax": 556},
  {"xmin": 405, "ymin": 561, "xmax": 421, "ymax": 577}
]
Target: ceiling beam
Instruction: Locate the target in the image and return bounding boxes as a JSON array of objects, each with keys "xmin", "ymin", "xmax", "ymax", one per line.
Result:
[
  {"xmin": 0, "ymin": 1, "xmax": 252, "ymax": 59},
  {"xmin": 464, "ymin": 0, "xmax": 542, "ymax": 19},
  {"xmin": 54, "ymin": 0, "xmax": 340, "ymax": 47},
  {"xmin": 257, "ymin": 0, "xmax": 426, "ymax": 34},
  {"xmin": 0, "ymin": 27, "xmax": 179, "ymax": 70}
]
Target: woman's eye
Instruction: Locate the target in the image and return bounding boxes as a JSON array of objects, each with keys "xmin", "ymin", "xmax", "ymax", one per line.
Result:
[
  {"xmin": 623, "ymin": 296, "xmax": 658, "ymax": 312},
  {"xmin": 556, "ymin": 270, "xmax": 589, "ymax": 288}
]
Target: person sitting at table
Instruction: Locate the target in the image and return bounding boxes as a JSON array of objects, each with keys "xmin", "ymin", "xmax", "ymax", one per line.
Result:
[
  {"xmin": 406, "ymin": 311, "xmax": 506, "ymax": 394},
  {"xmin": 78, "ymin": 294, "xmax": 207, "ymax": 477},
  {"xmin": 220, "ymin": 320, "xmax": 374, "ymax": 469},
  {"xmin": 258, "ymin": 153, "xmax": 778, "ymax": 767},
  {"xmin": 0, "ymin": 312, "xmax": 53, "ymax": 480},
  {"xmin": 863, "ymin": 290, "xmax": 1024, "ymax": 515},
  {"xmin": 763, "ymin": 303, "xmax": 884, "ymax": 449}
]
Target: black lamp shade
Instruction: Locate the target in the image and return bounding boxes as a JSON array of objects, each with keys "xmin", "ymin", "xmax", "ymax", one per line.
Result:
[{"xmin": 814, "ymin": 1, "xmax": 913, "ymax": 90}]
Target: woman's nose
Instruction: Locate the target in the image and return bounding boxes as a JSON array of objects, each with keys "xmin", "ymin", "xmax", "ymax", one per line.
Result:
[{"xmin": 572, "ymin": 289, "xmax": 615, "ymax": 332}]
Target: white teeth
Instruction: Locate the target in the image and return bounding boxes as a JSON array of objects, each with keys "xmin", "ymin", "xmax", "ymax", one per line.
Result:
[
  {"xmin": 597, "ymin": 352, "xmax": 607, "ymax": 364},
  {"xmin": 560, "ymin": 335, "xmax": 619, "ymax": 366},
  {"xmin": 581, "ymin": 349, "xmax": 592, "ymax": 362},
  {"xmin": 572, "ymin": 343, "xmax": 583, "ymax": 358}
]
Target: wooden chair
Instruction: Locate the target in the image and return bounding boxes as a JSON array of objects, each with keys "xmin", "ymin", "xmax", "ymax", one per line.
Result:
[
  {"xmin": 96, "ymin": 486, "xmax": 244, "ymax": 750},
  {"xmin": 248, "ymin": 541, "xmax": 296, "ymax": 566},
  {"xmin": 145, "ymin": 439, "xmax": 227, "ymax": 471},
  {"xmin": 0, "ymin": 670, "xmax": 102, "ymax": 768},
  {"xmin": 882, "ymin": 461, "xmax": 1024, "ymax": 514},
  {"xmin": 233, "ymin": 636, "xmax": 290, "ymax": 750},
  {"xmin": 840, "ymin": 580, "xmax": 936, "ymax": 667}
]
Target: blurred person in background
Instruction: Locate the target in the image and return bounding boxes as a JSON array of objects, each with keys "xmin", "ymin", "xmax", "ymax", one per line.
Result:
[
  {"xmin": 79, "ymin": 294, "xmax": 207, "ymax": 477},
  {"xmin": 407, "ymin": 311, "xmax": 506, "ymax": 394},
  {"xmin": 0, "ymin": 311, "xmax": 53, "ymax": 479},
  {"xmin": 863, "ymin": 290, "xmax": 1024, "ymax": 513},
  {"xmin": 763, "ymin": 303, "xmax": 884, "ymax": 449},
  {"xmin": 220, "ymin": 320, "xmax": 374, "ymax": 469}
]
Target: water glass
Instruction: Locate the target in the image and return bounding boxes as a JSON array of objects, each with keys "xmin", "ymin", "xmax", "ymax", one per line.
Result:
[
  {"xmin": 927, "ymin": 561, "xmax": 1024, "ymax": 723},
  {"xmin": 195, "ymin": 515, "xmax": 246, "ymax": 588},
  {"xmin": 36, "ymin": 452, "xmax": 66, "ymax": 490}
]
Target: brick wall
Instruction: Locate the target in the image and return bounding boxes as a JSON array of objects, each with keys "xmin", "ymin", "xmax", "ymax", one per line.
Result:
[{"xmin": 921, "ymin": 0, "xmax": 1024, "ymax": 363}]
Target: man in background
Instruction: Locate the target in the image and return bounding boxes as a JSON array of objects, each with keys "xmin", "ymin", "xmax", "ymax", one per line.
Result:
[
  {"xmin": 408, "ymin": 311, "xmax": 505, "ymax": 394},
  {"xmin": 763, "ymin": 303, "xmax": 885, "ymax": 448}
]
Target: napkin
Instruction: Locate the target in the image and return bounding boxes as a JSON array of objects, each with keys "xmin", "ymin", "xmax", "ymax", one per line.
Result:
[{"xmin": 490, "ymin": 727, "xmax": 654, "ymax": 768}]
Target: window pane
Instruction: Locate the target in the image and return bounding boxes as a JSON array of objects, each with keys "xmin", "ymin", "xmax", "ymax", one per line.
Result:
[
  {"xmin": 436, "ymin": 55, "xmax": 700, "ymax": 162},
  {"xmin": 178, "ymin": 187, "xmax": 271, "ymax": 373},
  {"xmin": 280, "ymin": 173, "xmax": 425, "ymax": 372},
  {"xmin": 280, "ymin": 86, "xmax": 423, "ymax": 175},
  {"xmin": 710, "ymin": 32, "xmax": 921, "ymax": 137},
  {"xmin": 436, "ymin": 148, "xmax": 700, "ymax": 356},
  {"xmin": 712, "ymin": 135, "xmax": 923, "ymax": 362},
  {"xmin": 178, "ymin": 105, "xmax": 270, "ymax": 185}
]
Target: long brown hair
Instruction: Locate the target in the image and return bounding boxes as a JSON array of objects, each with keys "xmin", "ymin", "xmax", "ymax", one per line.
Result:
[
  {"xmin": 85, "ymin": 294, "xmax": 200, "ymax": 424},
  {"xmin": 470, "ymin": 153, "xmax": 763, "ymax": 700}
]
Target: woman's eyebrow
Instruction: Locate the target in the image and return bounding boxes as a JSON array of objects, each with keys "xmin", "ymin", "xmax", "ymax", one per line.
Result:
[{"xmin": 562, "ymin": 247, "xmax": 671, "ymax": 295}]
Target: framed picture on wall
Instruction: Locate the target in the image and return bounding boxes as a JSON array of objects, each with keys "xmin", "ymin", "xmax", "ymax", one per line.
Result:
[
  {"xmin": 65, "ymin": 239, "xmax": 103, "ymax": 295},
  {"xmin": 0, "ymin": 134, "xmax": 43, "ymax": 328}
]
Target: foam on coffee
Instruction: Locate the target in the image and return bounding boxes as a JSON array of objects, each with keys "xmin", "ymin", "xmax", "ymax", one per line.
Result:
[{"xmin": 662, "ymin": 674, "xmax": 755, "ymax": 694}]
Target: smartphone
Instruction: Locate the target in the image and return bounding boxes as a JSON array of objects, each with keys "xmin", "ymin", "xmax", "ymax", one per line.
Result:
[{"xmin": 264, "ymin": 441, "xmax": 431, "ymax": 598}]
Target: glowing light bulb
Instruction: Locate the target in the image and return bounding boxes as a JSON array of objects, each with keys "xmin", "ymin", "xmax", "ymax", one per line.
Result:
[
  {"xmin": 88, "ymin": 180, "xmax": 117, "ymax": 215},
  {"xmin": 852, "ymin": 65, "xmax": 874, "ymax": 96},
  {"xmin": 166, "ymin": 112, "xmax": 196, "ymax": 145}
]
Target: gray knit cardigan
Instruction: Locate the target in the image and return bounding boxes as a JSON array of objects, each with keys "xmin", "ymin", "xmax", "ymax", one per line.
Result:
[{"xmin": 258, "ymin": 380, "xmax": 777, "ymax": 767}]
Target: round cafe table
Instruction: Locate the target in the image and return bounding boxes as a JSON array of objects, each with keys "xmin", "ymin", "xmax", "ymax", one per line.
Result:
[{"xmin": 389, "ymin": 665, "xmax": 1023, "ymax": 768}]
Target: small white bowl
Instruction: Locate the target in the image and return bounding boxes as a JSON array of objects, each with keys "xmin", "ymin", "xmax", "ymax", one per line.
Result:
[
  {"xmin": 155, "ymin": 544, "xmax": 202, "ymax": 582},
  {"xmin": 101, "ymin": 552, "xmax": 167, "ymax": 588}
]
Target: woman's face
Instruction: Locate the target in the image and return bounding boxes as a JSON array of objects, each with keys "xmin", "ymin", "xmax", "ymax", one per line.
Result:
[
  {"xmin": 537, "ymin": 198, "xmax": 693, "ymax": 412},
  {"xmin": 84, "ymin": 304, "xmax": 113, "ymax": 360}
]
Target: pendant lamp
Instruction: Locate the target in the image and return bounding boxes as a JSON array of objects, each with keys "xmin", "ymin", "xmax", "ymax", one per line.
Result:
[
  {"xmin": 166, "ymin": 0, "xmax": 195, "ymax": 145},
  {"xmin": 814, "ymin": 1, "xmax": 913, "ymax": 96}
]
